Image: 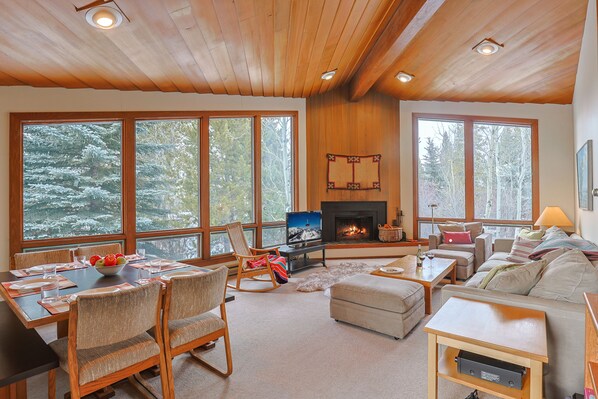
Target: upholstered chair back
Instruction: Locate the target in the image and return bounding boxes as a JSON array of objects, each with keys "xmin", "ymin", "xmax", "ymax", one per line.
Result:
[
  {"xmin": 74, "ymin": 243, "xmax": 122, "ymax": 258},
  {"xmin": 226, "ymin": 222, "xmax": 251, "ymax": 257},
  {"xmin": 74, "ymin": 282, "xmax": 161, "ymax": 350},
  {"xmin": 13, "ymin": 249, "xmax": 72, "ymax": 270},
  {"xmin": 167, "ymin": 266, "xmax": 228, "ymax": 321}
]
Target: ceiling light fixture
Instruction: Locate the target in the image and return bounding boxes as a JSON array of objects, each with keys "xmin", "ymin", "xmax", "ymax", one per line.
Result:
[
  {"xmin": 76, "ymin": 0, "xmax": 130, "ymax": 30},
  {"xmin": 321, "ymin": 70, "xmax": 337, "ymax": 81},
  {"xmin": 473, "ymin": 38, "xmax": 504, "ymax": 55},
  {"xmin": 395, "ymin": 72, "xmax": 414, "ymax": 83}
]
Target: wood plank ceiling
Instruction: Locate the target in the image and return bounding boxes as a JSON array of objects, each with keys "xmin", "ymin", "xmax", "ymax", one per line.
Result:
[{"xmin": 0, "ymin": 0, "xmax": 588, "ymax": 104}]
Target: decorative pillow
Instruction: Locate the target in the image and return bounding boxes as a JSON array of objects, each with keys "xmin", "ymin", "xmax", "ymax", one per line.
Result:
[
  {"xmin": 540, "ymin": 247, "xmax": 569, "ymax": 265},
  {"xmin": 479, "ymin": 263, "xmax": 522, "ymax": 289},
  {"xmin": 448, "ymin": 221, "xmax": 484, "ymax": 239},
  {"xmin": 442, "ymin": 231, "xmax": 472, "ymax": 244},
  {"xmin": 542, "ymin": 226, "xmax": 568, "ymax": 241},
  {"xmin": 518, "ymin": 228, "xmax": 544, "ymax": 240},
  {"xmin": 484, "ymin": 260, "xmax": 546, "ymax": 295},
  {"xmin": 570, "ymin": 233, "xmax": 584, "ymax": 240},
  {"xmin": 506, "ymin": 237, "xmax": 542, "ymax": 263},
  {"xmin": 528, "ymin": 249, "xmax": 598, "ymax": 303}
]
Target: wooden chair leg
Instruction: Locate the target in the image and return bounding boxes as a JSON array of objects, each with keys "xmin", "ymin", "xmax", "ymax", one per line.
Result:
[
  {"xmin": 163, "ymin": 348, "xmax": 175, "ymax": 399},
  {"xmin": 48, "ymin": 369, "xmax": 56, "ymax": 399}
]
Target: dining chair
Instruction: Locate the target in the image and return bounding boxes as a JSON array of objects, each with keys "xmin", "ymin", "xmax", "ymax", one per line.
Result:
[
  {"xmin": 225, "ymin": 221, "xmax": 283, "ymax": 292},
  {"xmin": 74, "ymin": 242, "xmax": 122, "ymax": 258},
  {"xmin": 48, "ymin": 282, "xmax": 170, "ymax": 399},
  {"xmin": 162, "ymin": 266, "xmax": 232, "ymax": 397},
  {"xmin": 12, "ymin": 249, "xmax": 72, "ymax": 270}
]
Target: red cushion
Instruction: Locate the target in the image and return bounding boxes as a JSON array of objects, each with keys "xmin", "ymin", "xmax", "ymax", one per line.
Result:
[{"xmin": 442, "ymin": 231, "xmax": 472, "ymax": 244}]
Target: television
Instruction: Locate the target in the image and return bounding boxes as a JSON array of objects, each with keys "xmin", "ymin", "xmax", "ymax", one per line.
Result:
[{"xmin": 286, "ymin": 211, "xmax": 322, "ymax": 245}]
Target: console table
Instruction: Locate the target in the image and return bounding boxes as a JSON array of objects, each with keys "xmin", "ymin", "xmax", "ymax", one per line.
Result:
[{"xmin": 278, "ymin": 243, "xmax": 326, "ymax": 276}]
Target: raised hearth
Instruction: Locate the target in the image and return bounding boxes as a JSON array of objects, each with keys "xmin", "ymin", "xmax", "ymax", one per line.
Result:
[{"xmin": 321, "ymin": 201, "xmax": 387, "ymax": 243}]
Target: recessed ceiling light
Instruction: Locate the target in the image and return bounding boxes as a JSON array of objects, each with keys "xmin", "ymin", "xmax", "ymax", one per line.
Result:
[
  {"xmin": 473, "ymin": 38, "xmax": 504, "ymax": 56},
  {"xmin": 321, "ymin": 70, "xmax": 337, "ymax": 80},
  {"xmin": 395, "ymin": 72, "xmax": 414, "ymax": 83},
  {"xmin": 85, "ymin": 6, "xmax": 123, "ymax": 29}
]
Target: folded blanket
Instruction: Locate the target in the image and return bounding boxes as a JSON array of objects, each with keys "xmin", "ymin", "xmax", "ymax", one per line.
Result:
[{"xmin": 529, "ymin": 237, "xmax": 598, "ymax": 261}]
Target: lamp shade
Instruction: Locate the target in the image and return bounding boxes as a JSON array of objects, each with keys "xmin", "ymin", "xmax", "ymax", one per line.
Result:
[{"xmin": 534, "ymin": 206, "xmax": 573, "ymax": 227}]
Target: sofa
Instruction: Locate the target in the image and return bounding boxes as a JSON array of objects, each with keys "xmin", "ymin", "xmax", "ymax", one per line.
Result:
[{"xmin": 441, "ymin": 236, "xmax": 587, "ymax": 398}]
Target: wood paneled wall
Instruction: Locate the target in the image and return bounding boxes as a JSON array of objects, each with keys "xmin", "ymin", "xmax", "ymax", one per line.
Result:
[{"xmin": 306, "ymin": 86, "xmax": 400, "ymax": 223}]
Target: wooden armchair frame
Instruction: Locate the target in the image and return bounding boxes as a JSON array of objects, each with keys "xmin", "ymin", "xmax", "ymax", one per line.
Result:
[{"xmin": 226, "ymin": 222, "xmax": 281, "ymax": 292}]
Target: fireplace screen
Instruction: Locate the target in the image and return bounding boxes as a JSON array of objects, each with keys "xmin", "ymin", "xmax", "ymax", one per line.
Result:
[{"xmin": 335, "ymin": 216, "xmax": 374, "ymax": 242}]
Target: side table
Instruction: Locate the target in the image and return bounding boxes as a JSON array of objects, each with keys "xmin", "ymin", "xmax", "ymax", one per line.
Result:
[{"xmin": 278, "ymin": 243, "xmax": 326, "ymax": 276}]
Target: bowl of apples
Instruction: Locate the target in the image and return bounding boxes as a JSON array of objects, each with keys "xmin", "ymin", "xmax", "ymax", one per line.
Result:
[{"xmin": 90, "ymin": 253, "xmax": 127, "ymax": 276}]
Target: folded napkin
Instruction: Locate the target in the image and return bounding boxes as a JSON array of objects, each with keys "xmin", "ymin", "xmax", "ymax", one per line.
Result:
[
  {"xmin": 2, "ymin": 275, "xmax": 77, "ymax": 299},
  {"xmin": 38, "ymin": 282, "xmax": 135, "ymax": 315},
  {"xmin": 10, "ymin": 262, "xmax": 87, "ymax": 278}
]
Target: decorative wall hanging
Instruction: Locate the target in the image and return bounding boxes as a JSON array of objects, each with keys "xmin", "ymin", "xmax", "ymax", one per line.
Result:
[
  {"xmin": 327, "ymin": 153, "xmax": 381, "ymax": 191},
  {"xmin": 577, "ymin": 140, "xmax": 593, "ymax": 210}
]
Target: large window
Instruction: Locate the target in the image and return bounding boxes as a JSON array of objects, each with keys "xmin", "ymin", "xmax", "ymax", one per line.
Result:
[
  {"xmin": 414, "ymin": 114, "xmax": 538, "ymax": 239},
  {"xmin": 11, "ymin": 111, "xmax": 297, "ymax": 266}
]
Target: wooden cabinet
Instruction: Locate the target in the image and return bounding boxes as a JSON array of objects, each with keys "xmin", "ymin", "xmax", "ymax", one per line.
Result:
[{"xmin": 584, "ymin": 293, "xmax": 598, "ymax": 395}]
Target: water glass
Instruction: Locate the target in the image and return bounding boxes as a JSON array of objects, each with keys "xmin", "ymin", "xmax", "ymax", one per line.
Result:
[
  {"xmin": 42, "ymin": 263, "xmax": 57, "ymax": 278},
  {"xmin": 137, "ymin": 267, "xmax": 151, "ymax": 284},
  {"xmin": 74, "ymin": 255, "xmax": 86, "ymax": 266},
  {"xmin": 148, "ymin": 259, "xmax": 162, "ymax": 274},
  {"xmin": 136, "ymin": 248, "xmax": 146, "ymax": 259},
  {"xmin": 40, "ymin": 276, "xmax": 60, "ymax": 303}
]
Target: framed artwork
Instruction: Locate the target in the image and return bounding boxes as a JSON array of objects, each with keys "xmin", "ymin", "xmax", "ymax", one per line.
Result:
[{"xmin": 576, "ymin": 140, "xmax": 593, "ymax": 211}]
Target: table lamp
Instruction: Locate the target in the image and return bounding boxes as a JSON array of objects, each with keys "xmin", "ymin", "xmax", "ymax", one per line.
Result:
[{"xmin": 534, "ymin": 206, "xmax": 573, "ymax": 230}]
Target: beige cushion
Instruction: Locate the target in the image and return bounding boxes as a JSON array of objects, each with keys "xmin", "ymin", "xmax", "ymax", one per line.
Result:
[
  {"xmin": 438, "ymin": 223, "xmax": 466, "ymax": 234},
  {"xmin": 330, "ymin": 274, "xmax": 423, "ymax": 314},
  {"xmin": 50, "ymin": 332, "xmax": 159, "ymax": 386},
  {"xmin": 429, "ymin": 249, "xmax": 473, "ymax": 266},
  {"xmin": 518, "ymin": 228, "xmax": 544, "ymax": 240},
  {"xmin": 465, "ymin": 272, "xmax": 489, "ymax": 288},
  {"xmin": 540, "ymin": 247, "xmax": 570, "ymax": 264},
  {"xmin": 447, "ymin": 221, "xmax": 484, "ymax": 239},
  {"xmin": 438, "ymin": 243, "xmax": 475, "ymax": 254},
  {"xmin": 488, "ymin": 252, "xmax": 512, "ymax": 262},
  {"xmin": 529, "ymin": 250, "xmax": 598, "ymax": 303},
  {"xmin": 169, "ymin": 312, "xmax": 225, "ymax": 348},
  {"xmin": 485, "ymin": 260, "xmax": 546, "ymax": 295},
  {"xmin": 477, "ymin": 259, "xmax": 513, "ymax": 272},
  {"xmin": 506, "ymin": 237, "xmax": 541, "ymax": 263}
]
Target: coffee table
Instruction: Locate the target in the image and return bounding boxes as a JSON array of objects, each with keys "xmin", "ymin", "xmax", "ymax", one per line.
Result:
[
  {"xmin": 424, "ymin": 297, "xmax": 548, "ymax": 399},
  {"xmin": 370, "ymin": 255, "xmax": 456, "ymax": 315}
]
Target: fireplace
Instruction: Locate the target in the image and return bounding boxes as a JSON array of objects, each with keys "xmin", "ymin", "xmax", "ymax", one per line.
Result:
[{"xmin": 321, "ymin": 201, "xmax": 387, "ymax": 243}]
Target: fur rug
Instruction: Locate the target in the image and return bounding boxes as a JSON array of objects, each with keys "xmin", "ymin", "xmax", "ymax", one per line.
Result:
[{"xmin": 296, "ymin": 262, "xmax": 381, "ymax": 292}]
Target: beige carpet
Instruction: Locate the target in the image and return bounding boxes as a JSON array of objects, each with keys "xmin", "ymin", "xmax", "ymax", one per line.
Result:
[{"xmin": 28, "ymin": 258, "xmax": 496, "ymax": 399}]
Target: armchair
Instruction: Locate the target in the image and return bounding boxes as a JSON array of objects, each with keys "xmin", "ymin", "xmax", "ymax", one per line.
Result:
[{"xmin": 429, "ymin": 230, "xmax": 493, "ymax": 271}]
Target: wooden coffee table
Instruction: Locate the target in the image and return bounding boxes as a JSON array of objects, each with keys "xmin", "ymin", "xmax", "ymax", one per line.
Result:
[
  {"xmin": 370, "ymin": 255, "xmax": 456, "ymax": 315},
  {"xmin": 425, "ymin": 297, "xmax": 548, "ymax": 399}
]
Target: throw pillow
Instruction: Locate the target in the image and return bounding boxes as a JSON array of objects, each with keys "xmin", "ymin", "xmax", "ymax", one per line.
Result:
[
  {"xmin": 506, "ymin": 236, "xmax": 542, "ymax": 263},
  {"xmin": 448, "ymin": 221, "xmax": 484, "ymax": 239},
  {"xmin": 570, "ymin": 233, "xmax": 584, "ymax": 240},
  {"xmin": 542, "ymin": 226, "xmax": 568, "ymax": 241},
  {"xmin": 442, "ymin": 231, "xmax": 472, "ymax": 244},
  {"xmin": 528, "ymin": 249, "xmax": 598, "ymax": 303},
  {"xmin": 479, "ymin": 263, "xmax": 523, "ymax": 289},
  {"xmin": 484, "ymin": 260, "xmax": 546, "ymax": 295},
  {"xmin": 540, "ymin": 247, "xmax": 569, "ymax": 265},
  {"xmin": 518, "ymin": 228, "xmax": 544, "ymax": 240}
]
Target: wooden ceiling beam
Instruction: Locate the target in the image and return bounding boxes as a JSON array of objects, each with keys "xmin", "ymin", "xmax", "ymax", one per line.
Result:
[{"xmin": 348, "ymin": 0, "xmax": 446, "ymax": 101}]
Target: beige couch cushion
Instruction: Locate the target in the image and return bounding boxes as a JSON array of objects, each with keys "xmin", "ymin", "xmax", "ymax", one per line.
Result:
[
  {"xmin": 169, "ymin": 312, "xmax": 225, "ymax": 348},
  {"xmin": 439, "ymin": 243, "xmax": 475, "ymax": 254},
  {"xmin": 50, "ymin": 332, "xmax": 159, "ymax": 386},
  {"xmin": 330, "ymin": 274, "xmax": 423, "ymax": 314},
  {"xmin": 438, "ymin": 223, "xmax": 466, "ymax": 234},
  {"xmin": 485, "ymin": 260, "xmax": 546, "ymax": 295},
  {"xmin": 465, "ymin": 272, "xmax": 489, "ymax": 288},
  {"xmin": 429, "ymin": 249, "xmax": 473, "ymax": 266},
  {"xmin": 529, "ymin": 249, "xmax": 598, "ymax": 303}
]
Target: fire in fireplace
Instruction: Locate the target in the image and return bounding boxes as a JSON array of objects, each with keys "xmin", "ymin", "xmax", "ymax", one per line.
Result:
[
  {"xmin": 321, "ymin": 201, "xmax": 387, "ymax": 243},
  {"xmin": 335, "ymin": 216, "xmax": 373, "ymax": 241}
]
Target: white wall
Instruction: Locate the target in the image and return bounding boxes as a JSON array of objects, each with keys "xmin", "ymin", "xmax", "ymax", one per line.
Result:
[
  {"xmin": 573, "ymin": 0, "xmax": 598, "ymax": 241},
  {"xmin": 0, "ymin": 87, "xmax": 306, "ymax": 270},
  {"xmin": 400, "ymin": 100, "xmax": 575, "ymax": 239}
]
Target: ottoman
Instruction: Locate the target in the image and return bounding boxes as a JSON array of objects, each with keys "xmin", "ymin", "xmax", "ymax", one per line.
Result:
[
  {"xmin": 329, "ymin": 274, "xmax": 425, "ymax": 339},
  {"xmin": 428, "ymin": 249, "xmax": 474, "ymax": 280}
]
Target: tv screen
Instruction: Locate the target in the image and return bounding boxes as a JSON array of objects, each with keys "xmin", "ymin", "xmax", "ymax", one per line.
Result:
[{"xmin": 286, "ymin": 211, "xmax": 322, "ymax": 244}]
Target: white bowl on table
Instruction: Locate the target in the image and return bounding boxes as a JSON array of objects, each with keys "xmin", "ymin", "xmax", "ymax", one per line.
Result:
[{"xmin": 93, "ymin": 262, "xmax": 127, "ymax": 276}]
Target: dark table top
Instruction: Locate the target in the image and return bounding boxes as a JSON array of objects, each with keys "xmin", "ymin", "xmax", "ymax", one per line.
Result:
[
  {"xmin": 0, "ymin": 263, "xmax": 235, "ymax": 328},
  {"xmin": 278, "ymin": 242, "xmax": 326, "ymax": 256},
  {"xmin": 0, "ymin": 301, "xmax": 58, "ymax": 387}
]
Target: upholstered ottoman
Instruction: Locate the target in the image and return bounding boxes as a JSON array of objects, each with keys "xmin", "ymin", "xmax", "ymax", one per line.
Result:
[
  {"xmin": 329, "ymin": 274, "xmax": 425, "ymax": 339},
  {"xmin": 428, "ymin": 249, "xmax": 474, "ymax": 280}
]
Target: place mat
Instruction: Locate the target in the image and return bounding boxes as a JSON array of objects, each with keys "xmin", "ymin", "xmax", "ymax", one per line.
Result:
[
  {"xmin": 125, "ymin": 254, "xmax": 147, "ymax": 263},
  {"xmin": 1, "ymin": 275, "xmax": 77, "ymax": 299},
  {"xmin": 10, "ymin": 262, "xmax": 87, "ymax": 278},
  {"xmin": 129, "ymin": 261, "xmax": 188, "ymax": 272},
  {"xmin": 38, "ymin": 282, "xmax": 135, "ymax": 315},
  {"xmin": 135, "ymin": 270, "xmax": 205, "ymax": 287}
]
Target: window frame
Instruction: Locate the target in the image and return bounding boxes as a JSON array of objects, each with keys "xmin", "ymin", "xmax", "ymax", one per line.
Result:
[
  {"xmin": 10, "ymin": 111, "xmax": 299, "ymax": 266},
  {"xmin": 412, "ymin": 113, "xmax": 539, "ymax": 239}
]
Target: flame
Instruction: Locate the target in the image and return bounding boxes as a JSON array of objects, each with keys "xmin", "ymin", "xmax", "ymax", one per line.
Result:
[{"xmin": 342, "ymin": 225, "xmax": 367, "ymax": 236}]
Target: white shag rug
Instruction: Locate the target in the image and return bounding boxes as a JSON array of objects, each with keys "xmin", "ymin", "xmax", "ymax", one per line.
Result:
[{"xmin": 296, "ymin": 262, "xmax": 381, "ymax": 292}]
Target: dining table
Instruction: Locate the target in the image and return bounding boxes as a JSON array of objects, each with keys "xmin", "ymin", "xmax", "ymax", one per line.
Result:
[{"xmin": 0, "ymin": 261, "xmax": 235, "ymax": 336}]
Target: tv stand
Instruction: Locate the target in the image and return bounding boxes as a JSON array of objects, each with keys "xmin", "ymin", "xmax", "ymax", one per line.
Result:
[{"xmin": 279, "ymin": 243, "xmax": 326, "ymax": 277}]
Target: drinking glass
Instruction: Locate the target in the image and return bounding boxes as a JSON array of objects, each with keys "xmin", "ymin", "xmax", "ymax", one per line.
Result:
[
  {"xmin": 74, "ymin": 255, "xmax": 86, "ymax": 266},
  {"xmin": 40, "ymin": 276, "xmax": 60, "ymax": 303},
  {"xmin": 148, "ymin": 259, "xmax": 162, "ymax": 275},
  {"xmin": 136, "ymin": 248, "xmax": 146, "ymax": 259},
  {"xmin": 137, "ymin": 267, "xmax": 151, "ymax": 285},
  {"xmin": 426, "ymin": 251, "xmax": 435, "ymax": 260},
  {"xmin": 42, "ymin": 263, "xmax": 57, "ymax": 278}
]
